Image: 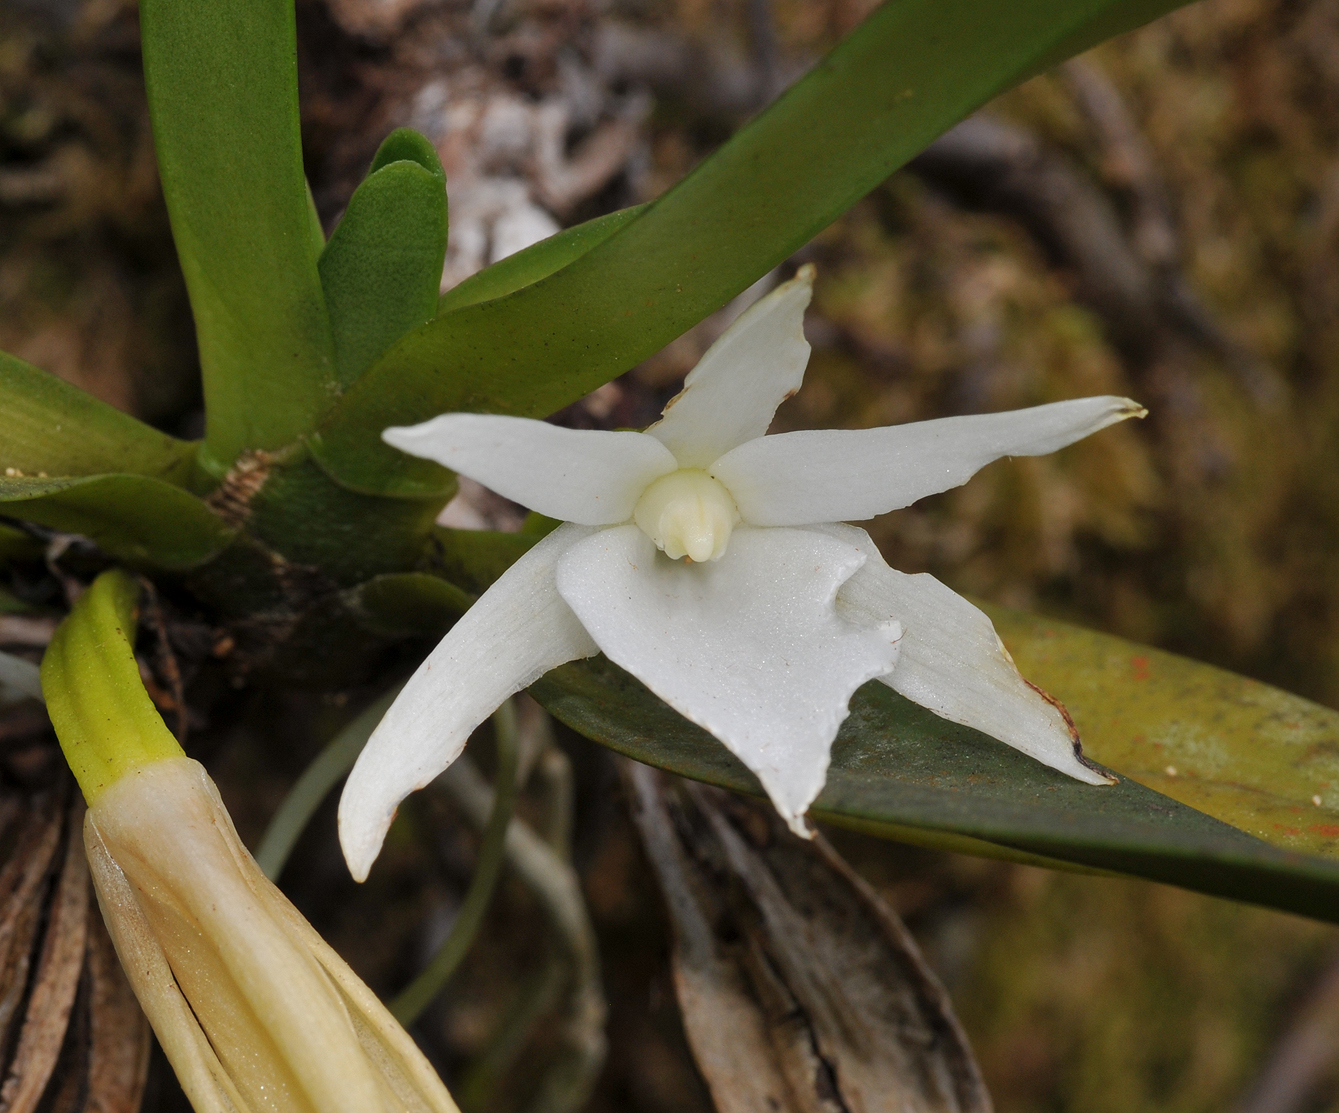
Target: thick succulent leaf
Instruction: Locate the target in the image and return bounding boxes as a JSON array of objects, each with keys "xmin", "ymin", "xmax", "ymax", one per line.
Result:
[
  {"xmin": 348, "ymin": 572, "xmax": 473, "ymax": 637},
  {"xmin": 529, "ymin": 612, "xmax": 1339, "ymax": 924},
  {"xmin": 368, "ymin": 127, "xmax": 444, "ymax": 178},
  {"xmin": 433, "ymin": 519, "xmax": 558, "ymax": 595},
  {"xmin": 435, "ymin": 205, "xmax": 646, "ymax": 316},
  {"xmin": 311, "ymin": 0, "xmax": 1190, "ymax": 496},
  {"xmin": 319, "ymin": 132, "xmax": 448, "ymax": 387},
  {"xmin": 1, "ymin": 351, "xmax": 199, "ymax": 486},
  {"xmin": 983, "ymin": 606, "xmax": 1339, "ymax": 859},
  {"xmin": 140, "ymin": 0, "xmax": 334, "ymax": 472},
  {"xmin": 0, "ymin": 476, "xmax": 232, "ymax": 570}
]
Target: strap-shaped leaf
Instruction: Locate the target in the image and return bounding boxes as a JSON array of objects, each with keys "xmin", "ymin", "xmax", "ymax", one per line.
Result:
[
  {"xmin": 0, "ymin": 476, "xmax": 232, "ymax": 570},
  {"xmin": 141, "ymin": 0, "xmax": 334, "ymax": 473},
  {"xmin": 320, "ymin": 131, "xmax": 448, "ymax": 388},
  {"xmin": 1, "ymin": 352, "xmax": 199, "ymax": 486},
  {"xmin": 987, "ymin": 606, "xmax": 1339, "ymax": 859},
  {"xmin": 435, "ymin": 205, "xmax": 647, "ymax": 316},
  {"xmin": 529, "ymin": 608, "xmax": 1339, "ymax": 925},
  {"xmin": 311, "ymin": 0, "xmax": 1190, "ymax": 496}
]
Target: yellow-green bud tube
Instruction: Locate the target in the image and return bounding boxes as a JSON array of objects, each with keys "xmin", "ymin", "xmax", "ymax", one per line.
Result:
[{"xmin": 41, "ymin": 569, "xmax": 184, "ymax": 804}]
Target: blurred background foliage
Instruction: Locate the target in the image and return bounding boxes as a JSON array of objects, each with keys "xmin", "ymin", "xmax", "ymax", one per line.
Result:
[{"xmin": 5, "ymin": 0, "xmax": 1339, "ymax": 1109}]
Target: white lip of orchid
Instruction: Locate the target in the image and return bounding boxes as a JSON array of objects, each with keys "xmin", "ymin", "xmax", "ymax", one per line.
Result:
[
  {"xmin": 341, "ymin": 265, "xmax": 1143, "ymax": 882},
  {"xmin": 633, "ymin": 469, "xmax": 742, "ymax": 562}
]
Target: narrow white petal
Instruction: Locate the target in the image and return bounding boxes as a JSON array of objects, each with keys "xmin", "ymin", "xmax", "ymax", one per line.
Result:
[
  {"xmin": 555, "ymin": 524, "xmax": 901, "ymax": 834},
  {"xmin": 384, "ymin": 415, "xmax": 677, "ymax": 525},
  {"xmin": 711, "ymin": 396, "xmax": 1145, "ymax": 526},
  {"xmin": 340, "ymin": 524, "xmax": 600, "ymax": 881},
  {"xmin": 647, "ymin": 267, "xmax": 814, "ymax": 467},
  {"xmin": 812, "ymin": 524, "xmax": 1114, "ymax": 785}
]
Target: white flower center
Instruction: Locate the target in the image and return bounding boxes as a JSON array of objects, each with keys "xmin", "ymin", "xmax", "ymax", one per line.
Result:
[{"xmin": 633, "ymin": 469, "xmax": 741, "ymax": 562}]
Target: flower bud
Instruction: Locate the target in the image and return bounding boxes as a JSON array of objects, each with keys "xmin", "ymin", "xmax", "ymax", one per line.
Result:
[
  {"xmin": 41, "ymin": 572, "xmax": 459, "ymax": 1113},
  {"xmin": 86, "ymin": 756, "xmax": 459, "ymax": 1113}
]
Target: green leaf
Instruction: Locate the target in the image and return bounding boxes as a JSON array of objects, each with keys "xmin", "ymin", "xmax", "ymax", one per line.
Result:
[
  {"xmin": 319, "ymin": 132, "xmax": 448, "ymax": 388},
  {"xmin": 0, "ymin": 524, "xmax": 43, "ymax": 564},
  {"xmin": 431, "ymin": 516, "xmax": 559, "ymax": 595},
  {"xmin": 529, "ymin": 612, "xmax": 1339, "ymax": 924},
  {"xmin": 141, "ymin": 0, "xmax": 334, "ymax": 473},
  {"xmin": 1, "ymin": 351, "xmax": 200, "ymax": 487},
  {"xmin": 984, "ymin": 605, "xmax": 1339, "ymax": 860},
  {"xmin": 311, "ymin": 0, "xmax": 1190, "ymax": 496},
  {"xmin": 368, "ymin": 127, "xmax": 445, "ymax": 178},
  {"xmin": 348, "ymin": 572, "xmax": 473, "ymax": 637},
  {"xmin": 0, "ymin": 476, "xmax": 233, "ymax": 570},
  {"xmin": 435, "ymin": 205, "xmax": 647, "ymax": 316}
]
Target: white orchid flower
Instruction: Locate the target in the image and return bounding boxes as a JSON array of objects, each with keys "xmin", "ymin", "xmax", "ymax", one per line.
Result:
[{"xmin": 339, "ymin": 265, "xmax": 1143, "ymax": 880}]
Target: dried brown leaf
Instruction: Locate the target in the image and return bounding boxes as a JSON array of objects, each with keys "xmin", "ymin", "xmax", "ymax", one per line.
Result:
[
  {"xmin": 0, "ymin": 799, "xmax": 89, "ymax": 1111},
  {"xmin": 0, "ymin": 791, "xmax": 66, "ymax": 1058},
  {"xmin": 625, "ymin": 763, "xmax": 991, "ymax": 1113},
  {"xmin": 0, "ymin": 775, "xmax": 149, "ymax": 1113},
  {"xmin": 83, "ymin": 912, "xmax": 151, "ymax": 1113}
]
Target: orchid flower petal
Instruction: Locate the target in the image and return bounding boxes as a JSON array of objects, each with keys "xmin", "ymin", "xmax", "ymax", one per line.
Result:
[
  {"xmin": 812, "ymin": 523, "xmax": 1115, "ymax": 785},
  {"xmin": 711, "ymin": 396, "xmax": 1145, "ymax": 526},
  {"xmin": 384, "ymin": 416, "xmax": 677, "ymax": 525},
  {"xmin": 339, "ymin": 524, "xmax": 600, "ymax": 880},
  {"xmin": 554, "ymin": 524, "xmax": 901, "ymax": 834},
  {"xmin": 647, "ymin": 267, "xmax": 814, "ymax": 467}
]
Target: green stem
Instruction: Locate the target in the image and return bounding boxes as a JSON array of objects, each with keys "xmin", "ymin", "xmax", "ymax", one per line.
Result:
[
  {"xmin": 41, "ymin": 570, "xmax": 184, "ymax": 805},
  {"xmin": 254, "ymin": 683, "xmax": 404, "ymax": 881},
  {"xmin": 391, "ymin": 700, "xmax": 520, "ymax": 1026}
]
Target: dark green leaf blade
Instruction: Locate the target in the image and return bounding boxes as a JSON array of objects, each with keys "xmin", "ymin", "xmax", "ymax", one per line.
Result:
[
  {"xmin": 349, "ymin": 572, "xmax": 473, "ymax": 637},
  {"xmin": 320, "ymin": 149, "xmax": 448, "ymax": 388},
  {"xmin": 140, "ymin": 0, "xmax": 334, "ymax": 472},
  {"xmin": 312, "ymin": 0, "xmax": 1190, "ymax": 495},
  {"xmin": 529, "ymin": 650, "xmax": 1339, "ymax": 924},
  {"xmin": 0, "ymin": 476, "xmax": 233, "ymax": 570},
  {"xmin": 0, "ymin": 352, "xmax": 200, "ymax": 487}
]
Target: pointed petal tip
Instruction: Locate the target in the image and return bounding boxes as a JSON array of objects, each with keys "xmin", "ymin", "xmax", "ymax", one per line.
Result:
[
  {"xmin": 794, "ymin": 261, "xmax": 816, "ymax": 286},
  {"xmin": 381, "ymin": 422, "xmax": 438, "ymax": 461},
  {"xmin": 1116, "ymin": 397, "xmax": 1148, "ymax": 421},
  {"xmin": 337, "ymin": 795, "xmax": 392, "ymax": 884},
  {"xmin": 784, "ymin": 810, "xmax": 815, "ymax": 839},
  {"xmin": 1075, "ymin": 746, "xmax": 1120, "ymax": 786}
]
